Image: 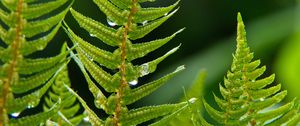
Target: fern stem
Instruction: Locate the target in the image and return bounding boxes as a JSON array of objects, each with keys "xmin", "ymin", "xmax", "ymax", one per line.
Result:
[
  {"xmin": 114, "ymin": 0, "xmax": 139, "ymax": 125},
  {"xmin": 0, "ymin": 0, "xmax": 23, "ymax": 126},
  {"xmin": 1, "ymin": 0, "xmax": 24, "ymax": 125}
]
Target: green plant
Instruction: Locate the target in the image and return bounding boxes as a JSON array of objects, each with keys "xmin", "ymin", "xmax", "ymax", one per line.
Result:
[
  {"xmin": 43, "ymin": 43, "xmax": 84, "ymax": 126},
  {"xmin": 62, "ymin": 0, "xmax": 198, "ymax": 125},
  {"xmin": 203, "ymin": 13, "xmax": 300, "ymax": 125},
  {"xmin": 0, "ymin": 0, "xmax": 72, "ymax": 125},
  {"xmin": 0, "ymin": 0, "xmax": 299, "ymax": 126}
]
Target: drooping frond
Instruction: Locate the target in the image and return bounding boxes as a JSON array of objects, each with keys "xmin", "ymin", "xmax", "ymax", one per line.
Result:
[
  {"xmin": 0, "ymin": 0, "xmax": 72, "ymax": 125},
  {"xmin": 43, "ymin": 44, "xmax": 84, "ymax": 126},
  {"xmin": 63, "ymin": 0, "xmax": 190, "ymax": 125},
  {"xmin": 203, "ymin": 13, "xmax": 300, "ymax": 125}
]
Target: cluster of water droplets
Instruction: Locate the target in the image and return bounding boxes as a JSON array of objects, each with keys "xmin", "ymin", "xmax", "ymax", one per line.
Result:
[
  {"xmin": 27, "ymin": 98, "xmax": 39, "ymax": 109},
  {"xmin": 27, "ymin": 103, "xmax": 35, "ymax": 109}
]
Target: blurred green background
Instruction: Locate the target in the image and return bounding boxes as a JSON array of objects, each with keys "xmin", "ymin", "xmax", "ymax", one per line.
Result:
[{"xmin": 43, "ymin": 0, "xmax": 299, "ymax": 124}]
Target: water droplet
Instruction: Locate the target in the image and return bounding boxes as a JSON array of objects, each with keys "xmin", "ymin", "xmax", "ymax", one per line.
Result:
[
  {"xmin": 83, "ymin": 52, "xmax": 93, "ymax": 61},
  {"xmin": 140, "ymin": 63, "xmax": 149, "ymax": 76},
  {"xmin": 90, "ymin": 34, "xmax": 96, "ymax": 37},
  {"xmin": 107, "ymin": 19, "xmax": 117, "ymax": 26},
  {"xmin": 129, "ymin": 80, "xmax": 138, "ymax": 86},
  {"xmin": 46, "ymin": 120, "xmax": 57, "ymax": 125},
  {"xmin": 164, "ymin": 13, "xmax": 168, "ymax": 16},
  {"xmin": 10, "ymin": 112, "xmax": 20, "ymax": 118},
  {"xmin": 251, "ymin": 80, "xmax": 255, "ymax": 82},
  {"xmin": 27, "ymin": 104, "xmax": 34, "ymax": 109},
  {"xmin": 259, "ymin": 98, "xmax": 264, "ymax": 101},
  {"xmin": 142, "ymin": 20, "xmax": 148, "ymax": 26},
  {"xmin": 239, "ymin": 113, "xmax": 248, "ymax": 121},
  {"xmin": 94, "ymin": 92, "xmax": 105, "ymax": 109},
  {"xmin": 84, "ymin": 116, "xmax": 89, "ymax": 122},
  {"xmin": 27, "ymin": 100, "xmax": 38, "ymax": 109},
  {"xmin": 188, "ymin": 98, "xmax": 197, "ymax": 103}
]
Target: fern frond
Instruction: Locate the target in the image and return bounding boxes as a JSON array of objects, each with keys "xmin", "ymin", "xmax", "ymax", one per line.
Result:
[
  {"xmin": 64, "ymin": 0, "xmax": 185, "ymax": 125},
  {"xmin": 0, "ymin": 0, "xmax": 72, "ymax": 125},
  {"xmin": 65, "ymin": 84, "xmax": 105, "ymax": 126},
  {"xmin": 149, "ymin": 98, "xmax": 197, "ymax": 126},
  {"xmin": 168, "ymin": 70, "xmax": 211, "ymax": 126},
  {"xmin": 43, "ymin": 44, "xmax": 84, "ymax": 126},
  {"xmin": 203, "ymin": 13, "xmax": 300, "ymax": 125},
  {"xmin": 122, "ymin": 99, "xmax": 196, "ymax": 126},
  {"xmin": 9, "ymin": 99, "xmax": 61, "ymax": 126}
]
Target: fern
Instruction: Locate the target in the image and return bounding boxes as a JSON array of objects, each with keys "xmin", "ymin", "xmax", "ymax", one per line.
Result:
[
  {"xmin": 0, "ymin": 0, "xmax": 72, "ymax": 125},
  {"xmin": 63, "ymin": 0, "xmax": 197, "ymax": 125},
  {"xmin": 167, "ymin": 70, "xmax": 207, "ymax": 126},
  {"xmin": 203, "ymin": 13, "xmax": 300, "ymax": 125},
  {"xmin": 43, "ymin": 43, "xmax": 84, "ymax": 126}
]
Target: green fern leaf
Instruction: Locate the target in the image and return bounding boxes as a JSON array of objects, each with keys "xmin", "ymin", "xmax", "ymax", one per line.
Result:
[
  {"xmin": 123, "ymin": 65, "xmax": 184, "ymax": 105},
  {"xmin": 121, "ymin": 99, "xmax": 195, "ymax": 126},
  {"xmin": 128, "ymin": 9, "xmax": 178, "ymax": 40},
  {"xmin": 65, "ymin": 84, "xmax": 105, "ymax": 126},
  {"xmin": 43, "ymin": 44, "xmax": 84, "ymax": 126},
  {"xmin": 9, "ymin": 100, "xmax": 61, "ymax": 126},
  {"xmin": 0, "ymin": 0, "xmax": 72, "ymax": 125},
  {"xmin": 63, "ymin": 0, "xmax": 186, "ymax": 125},
  {"xmin": 168, "ymin": 70, "xmax": 210, "ymax": 126},
  {"xmin": 203, "ymin": 13, "xmax": 300, "ymax": 125},
  {"xmin": 149, "ymin": 99, "xmax": 196, "ymax": 126}
]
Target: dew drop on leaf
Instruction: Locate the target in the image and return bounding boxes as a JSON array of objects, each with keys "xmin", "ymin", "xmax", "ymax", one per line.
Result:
[
  {"xmin": 142, "ymin": 20, "xmax": 148, "ymax": 26},
  {"xmin": 27, "ymin": 100, "xmax": 38, "ymax": 109},
  {"xmin": 27, "ymin": 104, "xmax": 34, "ymax": 109},
  {"xmin": 90, "ymin": 34, "xmax": 96, "ymax": 37},
  {"xmin": 188, "ymin": 98, "xmax": 197, "ymax": 103},
  {"xmin": 10, "ymin": 112, "xmax": 20, "ymax": 118},
  {"xmin": 46, "ymin": 120, "xmax": 58, "ymax": 125},
  {"xmin": 129, "ymin": 80, "xmax": 138, "ymax": 86},
  {"xmin": 140, "ymin": 63, "xmax": 149, "ymax": 76},
  {"xmin": 107, "ymin": 18, "xmax": 117, "ymax": 27},
  {"xmin": 94, "ymin": 92, "xmax": 105, "ymax": 109},
  {"xmin": 259, "ymin": 98, "xmax": 264, "ymax": 101},
  {"xmin": 84, "ymin": 116, "xmax": 89, "ymax": 122}
]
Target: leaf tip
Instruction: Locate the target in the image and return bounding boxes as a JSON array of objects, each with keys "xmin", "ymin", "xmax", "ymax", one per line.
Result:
[{"xmin": 236, "ymin": 12, "xmax": 246, "ymax": 43}]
